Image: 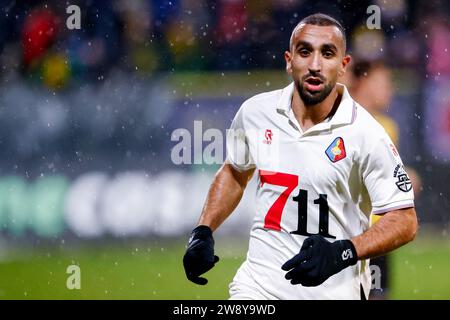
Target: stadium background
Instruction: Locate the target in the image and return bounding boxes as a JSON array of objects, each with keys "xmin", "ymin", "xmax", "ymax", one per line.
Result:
[{"xmin": 0, "ymin": 0, "xmax": 449, "ymax": 299}]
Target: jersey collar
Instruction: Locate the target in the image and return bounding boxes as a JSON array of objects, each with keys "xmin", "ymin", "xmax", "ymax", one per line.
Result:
[{"xmin": 276, "ymin": 82, "xmax": 357, "ymax": 134}]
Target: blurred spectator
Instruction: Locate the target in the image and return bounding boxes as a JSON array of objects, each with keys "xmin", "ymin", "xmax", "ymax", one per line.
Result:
[
  {"xmin": 41, "ymin": 53, "xmax": 71, "ymax": 88},
  {"xmin": 22, "ymin": 6, "xmax": 60, "ymax": 68},
  {"xmin": 245, "ymin": 0, "xmax": 280, "ymax": 68},
  {"xmin": 425, "ymin": 14, "xmax": 450, "ymax": 76},
  {"xmin": 213, "ymin": 0, "xmax": 248, "ymax": 69},
  {"xmin": 349, "ymin": 60, "xmax": 422, "ymax": 196},
  {"xmin": 117, "ymin": 0, "xmax": 160, "ymax": 74},
  {"xmin": 350, "ymin": 60, "xmax": 398, "ymax": 143},
  {"xmin": 165, "ymin": 0, "xmax": 210, "ymax": 70},
  {"xmin": 349, "ymin": 59, "xmax": 422, "ymax": 300}
]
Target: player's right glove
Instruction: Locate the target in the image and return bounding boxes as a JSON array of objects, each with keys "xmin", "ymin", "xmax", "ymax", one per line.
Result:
[{"xmin": 183, "ymin": 225, "xmax": 219, "ymax": 285}]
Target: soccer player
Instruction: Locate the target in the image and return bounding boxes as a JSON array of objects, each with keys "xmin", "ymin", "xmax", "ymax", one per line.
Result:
[{"xmin": 183, "ymin": 13, "xmax": 418, "ymax": 300}]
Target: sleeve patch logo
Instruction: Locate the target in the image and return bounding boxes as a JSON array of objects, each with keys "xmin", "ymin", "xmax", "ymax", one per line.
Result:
[
  {"xmin": 325, "ymin": 137, "xmax": 346, "ymax": 163},
  {"xmin": 393, "ymin": 164, "xmax": 412, "ymax": 192}
]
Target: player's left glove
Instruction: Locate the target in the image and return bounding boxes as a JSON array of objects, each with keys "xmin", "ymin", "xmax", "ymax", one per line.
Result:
[{"xmin": 281, "ymin": 234, "xmax": 358, "ymax": 287}]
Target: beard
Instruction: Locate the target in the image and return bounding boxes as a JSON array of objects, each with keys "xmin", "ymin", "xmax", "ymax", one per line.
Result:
[{"xmin": 296, "ymin": 79, "xmax": 334, "ymax": 106}]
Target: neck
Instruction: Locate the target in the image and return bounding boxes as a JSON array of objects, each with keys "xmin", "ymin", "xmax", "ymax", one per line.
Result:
[{"xmin": 291, "ymin": 84, "xmax": 341, "ymax": 132}]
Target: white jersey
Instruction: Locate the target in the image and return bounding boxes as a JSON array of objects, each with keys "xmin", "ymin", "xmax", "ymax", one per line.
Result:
[{"xmin": 226, "ymin": 82, "xmax": 414, "ymax": 300}]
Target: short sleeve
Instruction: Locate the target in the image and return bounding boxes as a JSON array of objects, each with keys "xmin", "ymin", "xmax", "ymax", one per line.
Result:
[
  {"xmin": 361, "ymin": 132, "xmax": 414, "ymax": 214},
  {"xmin": 225, "ymin": 105, "xmax": 256, "ymax": 172}
]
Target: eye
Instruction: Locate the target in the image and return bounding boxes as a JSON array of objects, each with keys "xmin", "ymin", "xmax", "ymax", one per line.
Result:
[
  {"xmin": 298, "ymin": 49, "xmax": 310, "ymax": 57},
  {"xmin": 323, "ymin": 50, "xmax": 335, "ymax": 58}
]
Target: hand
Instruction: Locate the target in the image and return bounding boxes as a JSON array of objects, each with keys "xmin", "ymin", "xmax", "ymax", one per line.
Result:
[
  {"xmin": 183, "ymin": 225, "xmax": 220, "ymax": 285},
  {"xmin": 281, "ymin": 234, "xmax": 357, "ymax": 287}
]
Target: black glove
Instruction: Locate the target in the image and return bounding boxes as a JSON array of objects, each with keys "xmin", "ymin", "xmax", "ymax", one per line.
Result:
[
  {"xmin": 183, "ymin": 225, "xmax": 219, "ymax": 285},
  {"xmin": 281, "ymin": 234, "xmax": 357, "ymax": 287}
]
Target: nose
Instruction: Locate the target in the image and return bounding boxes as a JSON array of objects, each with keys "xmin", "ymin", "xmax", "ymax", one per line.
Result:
[{"xmin": 308, "ymin": 52, "xmax": 322, "ymax": 74}]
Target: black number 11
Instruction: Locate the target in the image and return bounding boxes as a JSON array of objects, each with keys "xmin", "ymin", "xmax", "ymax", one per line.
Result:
[{"xmin": 290, "ymin": 189, "xmax": 336, "ymax": 239}]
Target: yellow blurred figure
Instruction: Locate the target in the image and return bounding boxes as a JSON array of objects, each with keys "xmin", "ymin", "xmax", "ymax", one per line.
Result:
[{"xmin": 42, "ymin": 53, "xmax": 71, "ymax": 89}]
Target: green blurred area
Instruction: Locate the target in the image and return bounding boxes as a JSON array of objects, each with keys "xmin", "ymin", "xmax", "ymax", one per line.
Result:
[
  {"xmin": 390, "ymin": 235, "xmax": 450, "ymax": 299},
  {"xmin": 0, "ymin": 238, "xmax": 246, "ymax": 300},
  {"xmin": 0, "ymin": 233, "xmax": 449, "ymax": 300}
]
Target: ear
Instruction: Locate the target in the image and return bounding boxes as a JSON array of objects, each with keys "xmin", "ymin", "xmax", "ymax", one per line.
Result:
[
  {"xmin": 285, "ymin": 50, "xmax": 292, "ymax": 74},
  {"xmin": 338, "ymin": 54, "xmax": 352, "ymax": 77}
]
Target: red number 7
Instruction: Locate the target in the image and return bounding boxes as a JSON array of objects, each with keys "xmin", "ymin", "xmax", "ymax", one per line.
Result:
[{"xmin": 260, "ymin": 170, "xmax": 298, "ymax": 231}]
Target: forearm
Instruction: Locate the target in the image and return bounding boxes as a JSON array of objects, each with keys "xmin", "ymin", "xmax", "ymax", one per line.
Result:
[
  {"xmin": 198, "ymin": 164, "xmax": 254, "ymax": 231},
  {"xmin": 351, "ymin": 207, "xmax": 418, "ymax": 260}
]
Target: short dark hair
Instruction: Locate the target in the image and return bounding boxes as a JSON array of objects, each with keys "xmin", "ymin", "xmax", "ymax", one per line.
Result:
[
  {"xmin": 351, "ymin": 59, "xmax": 387, "ymax": 79},
  {"xmin": 290, "ymin": 13, "xmax": 347, "ymax": 52}
]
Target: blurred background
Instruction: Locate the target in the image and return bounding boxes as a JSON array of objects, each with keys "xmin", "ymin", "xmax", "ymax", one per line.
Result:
[{"xmin": 0, "ymin": 0, "xmax": 449, "ymax": 299}]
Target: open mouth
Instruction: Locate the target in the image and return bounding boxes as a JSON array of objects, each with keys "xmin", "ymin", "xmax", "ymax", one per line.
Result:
[{"xmin": 304, "ymin": 77, "xmax": 324, "ymax": 92}]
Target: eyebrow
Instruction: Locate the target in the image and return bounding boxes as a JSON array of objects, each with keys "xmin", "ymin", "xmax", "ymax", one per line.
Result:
[
  {"xmin": 295, "ymin": 41, "xmax": 313, "ymax": 50},
  {"xmin": 321, "ymin": 43, "xmax": 338, "ymax": 52},
  {"xmin": 295, "ymin": 41, "xmax": 339, "ymax": 52}
]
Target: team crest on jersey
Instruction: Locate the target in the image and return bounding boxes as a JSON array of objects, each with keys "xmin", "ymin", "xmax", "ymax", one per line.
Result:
[
  {"xmin": 393, "ymin": 164, "xmax": 412, "ymax": 192},
  {"xmin": 325, "ymin": 137, "xmax": 346, "ymax": 163}
]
